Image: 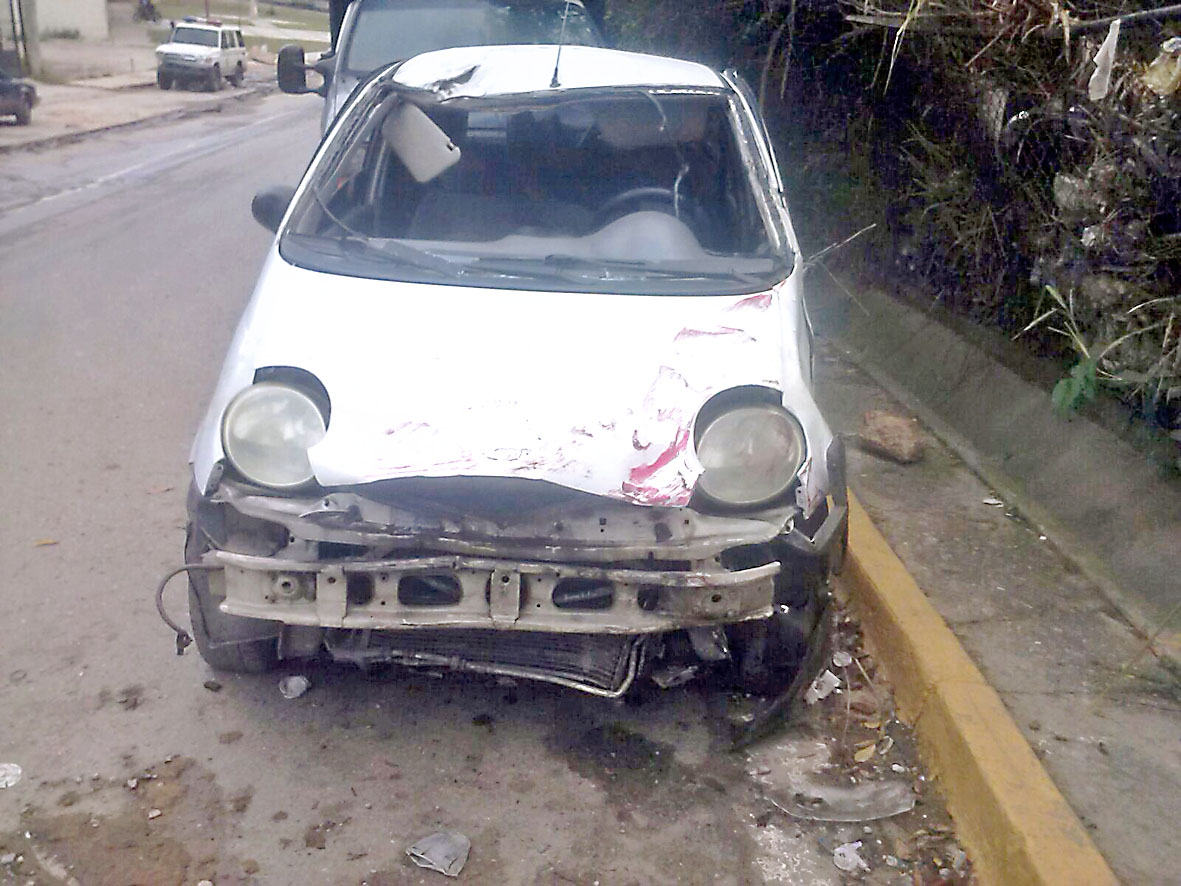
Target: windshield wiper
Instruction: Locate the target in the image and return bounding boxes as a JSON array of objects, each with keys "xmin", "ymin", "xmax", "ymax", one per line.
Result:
[
  {"xmin": 462, "ymin": 255, "xmax": 595, "ymax": 284},
  {"xmin": 470, "ymin": 253, "xmax": 779, "ymax": 285},
  {"xmin": 544, "ymin": 254, "xmax": 778, "ymax": 284},
  {"xmin": 345, "ymin": 237, "xmax": 468, "ymax": 276}
]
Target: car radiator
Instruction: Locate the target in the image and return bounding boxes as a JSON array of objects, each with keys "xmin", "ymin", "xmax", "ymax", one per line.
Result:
[{"xmin": 324, "ymin": 628, "xmax": 647, "ymax": 697}]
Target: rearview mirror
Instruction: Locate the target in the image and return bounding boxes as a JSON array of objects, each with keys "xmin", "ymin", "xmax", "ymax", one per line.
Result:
[{"xmin": 252, "ymin": 185, "xmax": 297, "ymax": 233}]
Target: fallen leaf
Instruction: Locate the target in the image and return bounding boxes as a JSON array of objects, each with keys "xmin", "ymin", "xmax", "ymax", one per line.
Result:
[
  {"xmin": 863, "ymin": 719, "xmax": 881, "ymax": 730},
  {"xmin": 147, "ymin": 485, "xmax": 175, "ymax": 495},
  {"xmin": 854, "ymin": 744, "xmax": 876, "ymax": 763},
  {"xmin": 34, "ymin": 539, "xmax": 58, "ymax": 547}
]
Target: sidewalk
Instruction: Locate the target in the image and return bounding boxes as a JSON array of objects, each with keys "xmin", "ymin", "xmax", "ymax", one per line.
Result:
[
  {"xmin": 0, "ymin": 73, "xmax": 276, "ymax": 153},
  {"xmin": 0, "ymin": 0, "xmax": 325, "ymax": 153},
  {"xmin": 811, "ymin": 277, "xmax": 1181, "ymax": 885}
]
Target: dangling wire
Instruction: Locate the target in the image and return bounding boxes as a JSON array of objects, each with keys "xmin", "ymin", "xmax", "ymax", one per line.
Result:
[{"xmin": 155, "ymin": 564, "xmax": 218, "ymax": 655}]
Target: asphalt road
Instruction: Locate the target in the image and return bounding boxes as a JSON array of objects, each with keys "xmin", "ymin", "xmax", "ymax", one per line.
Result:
[{"xmin": 0, "ymin": 95, "xmax": 958, "ymax": 885}]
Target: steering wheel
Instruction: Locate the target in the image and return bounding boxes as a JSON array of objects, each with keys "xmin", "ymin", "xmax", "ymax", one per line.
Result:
[{"xmin": 595, "ymin": 187, "xmax": 679, "ymax": 226}]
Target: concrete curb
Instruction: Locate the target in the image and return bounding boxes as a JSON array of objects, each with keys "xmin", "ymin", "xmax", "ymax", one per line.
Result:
[
  {"xmin": 843, "ymin": 494, "xmax": 1118, "ymax": 886},
  {"xmin": 809, "ymin": 279, "xmax": 1181, "ymax": 669},
  {"xmin": 0, "ymin": 84, "xmax": 276, "ymax": 155}
]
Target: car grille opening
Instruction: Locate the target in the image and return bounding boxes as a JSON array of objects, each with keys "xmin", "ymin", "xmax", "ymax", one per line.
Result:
[
  {"xmin": 552, "ymin": 578, "xmax": 614, "ymax": 610},
  {"xmin": 398, "ymin": 574, "xmax": 463, "ymax": 606},
  {"xmin": 346, "ymin": 573, "xmax": 374, "ymax": 605},
  {"xmin": 319, "ymin": 541, "xmax": 369, "ymax": 559}
]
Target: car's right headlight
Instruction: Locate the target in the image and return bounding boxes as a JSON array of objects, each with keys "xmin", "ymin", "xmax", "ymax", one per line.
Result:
[
  {"xmin": 221, "ymin": 382, "xmax": 327, "ymax": 489},
  {"xmin": 694, "ymin": 403, "xmax": 805, "ymax": 508}
]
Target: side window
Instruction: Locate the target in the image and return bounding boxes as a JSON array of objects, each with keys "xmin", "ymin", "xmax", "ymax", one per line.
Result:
[
  {"xmin": 221, "ymin": 32, "xmax": 231, "ymax": 49},
  {"xmin": 235, "ymin": 31, "xmax": 244, "ymax": 48}
]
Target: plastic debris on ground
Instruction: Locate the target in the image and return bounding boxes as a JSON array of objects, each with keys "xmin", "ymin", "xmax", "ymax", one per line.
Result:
[
  {"xmin": 0, "ymin": 763, "xmax": 21, "ymax": 789},
  {"xmin": 770, "ymin": 779, "xmax": 916, "ymax": 822},
  {"xmin": 804, "ymin": 669, "xmax": 840, "ymax": 705},
  {"xmin": 833, "ymin": 840, "xmax": 870, "ymax": 872},
  {"xmin": 278, "ymin": 675, "xmax": 311, "ymax": 699},
  {"xmin": 406, "ymin": 831, "xmax": 471, "ymax": 877}
]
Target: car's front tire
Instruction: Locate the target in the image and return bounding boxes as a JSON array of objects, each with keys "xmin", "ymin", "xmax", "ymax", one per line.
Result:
[
  {"xmin": 157, "ymin": 70, "xmax": 173, "ymax": 90},
  {"xmin": 188, "ymin": 582, "xmax": 280, "ymax": 673},
  {"xmin": 228, "ymin": 63, "xmax": 245, "ymax": 87},
  {"xmin": 208, "ymin": 65, "xmax": 223, "ymax": 91},
  {"xmin": 14, "ymin": 96, "xmax": 32, "ymax": 125}
]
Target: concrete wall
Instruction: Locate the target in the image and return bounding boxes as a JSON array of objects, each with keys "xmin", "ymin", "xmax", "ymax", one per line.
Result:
[{"xmin": 37, "ymin": 0, "xmax": 109, "ymax": 41}]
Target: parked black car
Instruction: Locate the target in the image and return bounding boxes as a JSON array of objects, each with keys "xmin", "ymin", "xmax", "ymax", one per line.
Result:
[{"xmin": 0, "ymin": 65, "xmax": 37, "ymax": 125}]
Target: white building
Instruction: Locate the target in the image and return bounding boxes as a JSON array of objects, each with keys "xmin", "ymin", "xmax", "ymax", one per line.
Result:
[{"xmin": 36, "ymin": 0, "xmax": 110, "ymax": 41}]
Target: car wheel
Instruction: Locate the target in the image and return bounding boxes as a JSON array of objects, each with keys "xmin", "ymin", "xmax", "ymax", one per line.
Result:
[
  {"xmin": 156, "ymin": 70, "xmax": 173, "ymax": 90},
  {"xmin": 185, "ymin": 528, "xmax": 279, "ymax": 674},
  {"xmin": 14, "ymin": 96, "xmax": 32, "ymax": 125},
  {"xmin": 229, "ymin": 64, "xmax": 245, "ymax": 87},
  {"xmin": 208, "ymin": 65, "xmax": 223, "ymax": 91}
]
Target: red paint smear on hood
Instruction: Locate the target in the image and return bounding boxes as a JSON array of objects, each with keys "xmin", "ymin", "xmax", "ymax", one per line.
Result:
[
  {"xmin": 627, "ymin": 426, "xmax": 691, "ymax": 485},
  {"xmin": 727, "ymin": 292, "xmax": 773, "ymax": 311}
]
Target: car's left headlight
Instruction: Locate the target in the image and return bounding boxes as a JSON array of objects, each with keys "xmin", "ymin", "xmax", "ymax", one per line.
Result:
[
  {"xmin": 221, "ymin": 382, "xmax": 327, "ymax": 489},
  {"xmin": 695, "ymin": 404, "xmax": 805, "ymax": 508}
]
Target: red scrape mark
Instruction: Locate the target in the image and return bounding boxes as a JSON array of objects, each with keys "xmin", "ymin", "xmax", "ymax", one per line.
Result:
[
  {"xmin": 674, "ymin": 325, "xmax": 749, "ymax": 341},
  {"xmin": 621, "ymin": 474, "xmax": 692, "ymax": 506},
  {"xmin": 627, "ymin": 427, "xmax": 690, "ymax": 486},
  {"xmin": 726, "ymin": 292, "xmax": 773, "ymax": 311}
]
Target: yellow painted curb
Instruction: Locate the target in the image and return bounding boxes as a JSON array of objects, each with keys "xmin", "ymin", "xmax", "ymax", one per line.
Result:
[{"xmin": 843, "ymin": 495, "xmax": 1119, "ymax": 886}]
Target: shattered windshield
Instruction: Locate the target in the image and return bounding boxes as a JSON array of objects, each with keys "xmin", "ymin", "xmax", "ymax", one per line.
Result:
[
  {"xmin": 170, "ymin": 27, "xmax": 219, "ymax": 47},
  {"xmin": 282, "ymin": 88, "xmax": 792, "ymax": 295},
  {"xmin": 343, "ymin": 0, "xmax": 601, "ymax": 73}
]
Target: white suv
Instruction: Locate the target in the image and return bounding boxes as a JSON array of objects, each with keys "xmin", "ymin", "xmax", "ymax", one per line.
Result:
[{"xmin": 156, "ymin": 19, "xmax": 248, "ymax": 91}]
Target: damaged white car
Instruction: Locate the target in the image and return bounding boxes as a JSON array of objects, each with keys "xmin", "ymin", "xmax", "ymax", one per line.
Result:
[{"xmin": 167, "ymin": 44, "xmax": 848, "ymax": 700}]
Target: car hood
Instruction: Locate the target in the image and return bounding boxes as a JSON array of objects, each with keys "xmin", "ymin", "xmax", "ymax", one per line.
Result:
[
  {"xmin": 157, "ymin": 42, "xmax": 218, "ymax": 58},
  {"xmin": 192, "ymin": 250, "xmax": 823, "ymax": 507}
]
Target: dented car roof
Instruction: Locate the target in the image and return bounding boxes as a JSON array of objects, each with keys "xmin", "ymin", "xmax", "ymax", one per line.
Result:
[{"xmin": 390, "ymin": 45, "xmax": 726, "ymax": 98}]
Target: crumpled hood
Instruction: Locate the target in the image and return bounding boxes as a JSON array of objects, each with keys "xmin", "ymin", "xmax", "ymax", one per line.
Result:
[{"xmin": 193, "ymin": 251, "xmax": 806, "ymax": 507}]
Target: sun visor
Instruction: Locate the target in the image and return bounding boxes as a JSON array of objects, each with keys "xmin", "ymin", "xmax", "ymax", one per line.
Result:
[{"xmin": 382, "ymin": 102, "xmax": 462, "ymax": 183}]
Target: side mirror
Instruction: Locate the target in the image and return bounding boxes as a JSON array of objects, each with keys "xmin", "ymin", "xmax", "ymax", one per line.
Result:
[
  {"xmin": 252, "ymin": 185, "xmax": 297, "ymax": 233},
  {"xmin": 277, "ymin": 44, "xmax": 309, "ymax": 93},
  {"xmin": 277, "ymin": 44, "xmax": 332, "ymax": 97}
]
